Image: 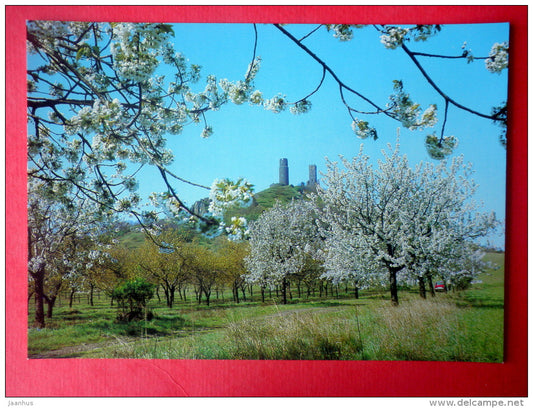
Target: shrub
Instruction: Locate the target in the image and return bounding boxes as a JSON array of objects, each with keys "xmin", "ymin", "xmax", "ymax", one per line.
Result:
[{"xmin": 112, "ymin": 278, "xmax": 155, "ymax": 322}]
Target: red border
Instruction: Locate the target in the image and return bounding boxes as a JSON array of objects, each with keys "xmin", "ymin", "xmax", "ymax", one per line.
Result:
[{"xmin": 6, "ymin": 6, "xmax": 527, "ymax": 397}]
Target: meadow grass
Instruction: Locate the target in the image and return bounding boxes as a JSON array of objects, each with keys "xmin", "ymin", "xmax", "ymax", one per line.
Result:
[{"xmin": 28, "ymin": 252, "xmax": 505, "ymax": 361}]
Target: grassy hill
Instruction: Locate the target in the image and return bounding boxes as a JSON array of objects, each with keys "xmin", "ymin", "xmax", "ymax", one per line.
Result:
[{"xmin": 223, "ymin": 183, "xmax": 310, "ymax": 223}]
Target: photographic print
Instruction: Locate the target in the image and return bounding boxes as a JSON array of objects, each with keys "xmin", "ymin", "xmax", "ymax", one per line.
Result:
[
  {"xmin": 7, "ymin": 5, "xmax": 527, "ymax": 398},
  {"xmin": 26, "ymin": 20, "xmax": 509, "ymax": 362}
]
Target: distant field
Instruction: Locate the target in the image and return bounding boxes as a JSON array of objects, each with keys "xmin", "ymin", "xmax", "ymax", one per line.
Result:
[{"xmin": 28, "ymin": 252, "xmax": 505, "ymax": 361}]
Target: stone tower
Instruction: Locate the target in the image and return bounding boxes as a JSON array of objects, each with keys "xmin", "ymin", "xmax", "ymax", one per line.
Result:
[
  {"xmin": 308, "ymin": 164, "xmax": 317, "ymax": 187},
  {"xmin": 279, "ymin": 158, "xmax": 289, "ymax": 186}
]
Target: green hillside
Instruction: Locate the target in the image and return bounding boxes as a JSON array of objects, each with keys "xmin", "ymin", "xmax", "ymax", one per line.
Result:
[{"xmin": 223, "ymin": 184, "xmax": 309, "ymax": 223}]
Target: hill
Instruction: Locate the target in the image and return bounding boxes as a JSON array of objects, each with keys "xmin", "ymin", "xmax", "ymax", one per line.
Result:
[{"xmin": 222, "ymin": 183, "xmax": 312, "ymax": 223}]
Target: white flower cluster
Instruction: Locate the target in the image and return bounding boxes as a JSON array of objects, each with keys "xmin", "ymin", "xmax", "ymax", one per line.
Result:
[
  {"xmin": 380, "ymin": 25, "xmax": 440, "ymax": 50},
  {"xmin": 66, "ymin": 98, "xmax": 123, "ymax": 136},
  {"xmin": 380, "ymin": 27, "xmax": 410, "ymax": 49},
  {"xmin": 325, "ymin": 24, "xmax": 366, "ymax": 42},
  {"xmin": 245, "ymin": 200, "xmax": 319, "ymax": 285},
  {"xmin": 325, "ymin": 24, "xmax": 354, "ymax": 41},
  {"xmin": 27, "ymin": 21, "xmax": 93, "ymax": 55},
  {"xmin": 351, "ymin": 119, "xmax": 377, "ymax": 140},
  {"xmin": 201, "ymin": 126, "xmax": 214, "ymax": 139},
  {"xmin": 263, "ymin": 94, "xmax": 287, "ymax": 113},
  {"xmin": 388, "ymin": 81, "xmax": 438, "ymax": 130},
  {"xmin": 420, "ymin": 104, "xmax": 438, "ymax": 128},
  {"xmin": 290, "ymin": 100, "xmax": 312, "ymax": 115},
  {"xmin": 485, "ymin": 42, "xmax": 509, "ymax": 74},
  {"xmin": 111, "ymin": 23, "xmax": 172, "ymax": 83},
  {"xmin": 219, "ymin": 57, "xmax": 262, "ymax": 106},
  {"xmin": 245, "ymin": 56, "xmax": 261, "ymax": 81},
  {"xmin": 225, "ymin": 216, "xmax": 250, "ymax": 241},
  {"xmin": 219, "ymin": 79, "xmax": 250, "ymax": 105},
  {"xmin": 208, "ymin": 178, "xmax": 254, "ymax": 217},
  {"xmin": 425, "ymin": 134, "xmax": 458, "ymax": 160},
  {"xmin": 249, "ymin": 90, "xmax": 264, "ymax": 105}
]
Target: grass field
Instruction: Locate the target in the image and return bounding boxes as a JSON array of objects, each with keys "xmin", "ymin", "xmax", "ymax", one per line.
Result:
[{"xmin": 28, "ymin": 252, "xmax": 505, "ymax": 361}]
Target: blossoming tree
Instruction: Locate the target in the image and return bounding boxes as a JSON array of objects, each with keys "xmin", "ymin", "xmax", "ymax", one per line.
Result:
[
  {"xmin": 314, "ymin": 142, "xmax": 498, "ymax": 305},
  {"xmin": 27, "ymin": 21, "xmax": 258, "ymax": 231},
  {"xmin": 28, "ymin": 179, "xmax": 112, "ymax": 327},
  {"xmin": 244, "ymin": 200, "xmax": 320, "ymax": 304}
]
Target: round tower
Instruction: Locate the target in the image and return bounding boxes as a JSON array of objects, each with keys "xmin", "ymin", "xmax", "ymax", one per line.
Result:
[
  {"xmin": 279, "ymin": 158, "xmax": 289, "ymax": 186},
  {"xmin": 308, "ymin": 164, "xmax": 317, "ymax": 186}
]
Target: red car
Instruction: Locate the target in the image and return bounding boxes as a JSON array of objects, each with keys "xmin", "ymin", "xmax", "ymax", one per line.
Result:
[{"xmin": 434, "ymin": 281, "xmax": 446, "ymax": 292}]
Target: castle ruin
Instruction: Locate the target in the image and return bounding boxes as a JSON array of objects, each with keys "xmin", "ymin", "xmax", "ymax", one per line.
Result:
[
  {"xmin": 279, "ymin": 158, "xmax": 289, "ymax": 186},
  {"xmin": 278, "ymin": 158, "xmax": 318, "ymax": 188}
]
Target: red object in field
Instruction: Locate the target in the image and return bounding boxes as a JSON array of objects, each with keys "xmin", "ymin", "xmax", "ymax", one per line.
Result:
[{"xmin": 434, "ymin": 281, "xmax": 446, "ymax": 291}]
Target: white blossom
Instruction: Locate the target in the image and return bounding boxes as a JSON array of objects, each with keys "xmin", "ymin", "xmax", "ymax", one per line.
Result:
[
  {"xmin": 485, "ymin": 42, "xmax": 509, "ymax": 74},
  {"xmin": 351, "ymin": 119, "xmax": 377, "ymax": 139},
  {"xmin": 244, "ymin": 200, "xmax": 320, "ymax": 288},
  {"xmin": 208, "ymin": 178, "xmax": 254, "ymax": 217},
  {"xmin": 380, "ymin": 27, "xmax": 410, "ymax": 49},
  {"xmin": 314, "ymin": 140, "xmax": 497, "ymax": 304},
  {"xmin": 263, "ymin": 94, "xmax": 287, "ymax": 113}
]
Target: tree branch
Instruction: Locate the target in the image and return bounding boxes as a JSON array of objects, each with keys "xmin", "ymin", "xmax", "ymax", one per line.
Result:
[
  {"xmin": 400, "ymin": 43, "xmax": 505, "ymax": 122},
  {"xmin": 273, "ymin": 24, "xmax": 393, "ymax": 119}
]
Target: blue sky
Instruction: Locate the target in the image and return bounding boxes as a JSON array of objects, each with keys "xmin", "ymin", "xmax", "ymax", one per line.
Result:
[{"xmin": 147, "ymin": 22, "xmax": 508, "ymax": 247}]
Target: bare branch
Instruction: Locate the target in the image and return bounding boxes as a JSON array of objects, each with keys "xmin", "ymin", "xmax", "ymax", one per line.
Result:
[{"xmin": 400, "ymin": 43, "xmax": 504, "ymax": 122}]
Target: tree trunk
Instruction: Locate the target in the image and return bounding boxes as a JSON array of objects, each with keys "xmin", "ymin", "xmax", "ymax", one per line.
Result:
[
  {"xmin": 203, "ymin": 287, "xmax": 211, "ymax": 307},
  {"xmin": 418, "ymin": 276, "xmax": 427, "ymax": 299},
  {"xmin": 354, "ymin": 285, "xmax": 359, "ymax": 299},
  {"xmin": 427, "ymin": 274, "xmax": 436, "ymax": 297},
  {"xmin": 389, "ymin": 268, "xmax": 400, "ymax": 306},
  {"xmin": 164, "ymin": 287, "xmax": 170, "ymax": 307},
  {"xmin": 35, "ymin": 275, "xmax": 46, "ymax": 328},
  {"xmin": 32, "ymin": 267, "xmax": 46, "ymax": 328},
  {"xmin": 89, "ymin": 284, "xmax": 94, "ymax": 306},
  {"xmin": 168, "ymin": 286, "xmax": 175, "ymax": 308},
  {"xmin": 45, "ymin": 295, "xmax": 56, "ymax": 318},
  {"xmin": 281, "ymin": 278, "xmax": 288, "ymax": 304},
  {"xmin": 261, "ymin": 286, "xmax": 265, "ymax": 303}
]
